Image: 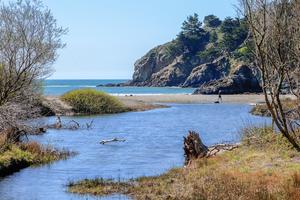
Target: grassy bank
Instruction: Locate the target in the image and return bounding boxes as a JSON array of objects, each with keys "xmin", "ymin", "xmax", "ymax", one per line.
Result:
[
  {"xmin": 251, "ymin": 99, "xmax": 299, "ymax": 119},
  {"xmin": 68, "ymin": 127, "xmax": 300, "ymax": 199},
  {"xmin": 0, "ymin": 141, "xmax": 72, "ymax": 177}
]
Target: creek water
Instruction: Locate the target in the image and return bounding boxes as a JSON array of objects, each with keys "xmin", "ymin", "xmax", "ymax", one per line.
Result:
[{"xmin": 0, "ymin": 104, "xmax": 271, "ymax": 200}]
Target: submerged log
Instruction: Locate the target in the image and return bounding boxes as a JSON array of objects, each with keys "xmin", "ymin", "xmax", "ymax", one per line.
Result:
[
  {"xmin": 100, "ymin": 138, "xmax": 126, "ymax": 145},
  {"xmin": 184, "ymin": 131, "xmax": 208, "ymax": 165}
]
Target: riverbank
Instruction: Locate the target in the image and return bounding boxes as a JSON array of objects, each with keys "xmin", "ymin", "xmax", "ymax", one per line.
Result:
[
  {"xmin": 0, "ymin": 142, "xmax": 73, "ymax": 177},
  {"xmin": 68, "ymin": 127, "xmax": 300, "ymax": 199},
  {"xmin": 118, "ymin": 94, "xmax": 295, "ymax": 104},
  {"xmin": 42, "ymin": 96, "xmax": 168, "ymax": 116},
  {"xmin": 42, "ymin": 94, "xmax": 295, "ymax": 116},
  {"xmin": 251, "ymin": 99, "xmax": 299, "ymax": 119}
]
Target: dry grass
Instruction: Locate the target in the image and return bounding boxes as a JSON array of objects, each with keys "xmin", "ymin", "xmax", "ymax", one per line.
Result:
[
  {"xmin": 68, "ymin": 127, "xmax": 300, "ymax": 200},
  {"xmin": 68, "ymin": 178, "xmax": 131, "ymax": 196},
  {"xmin": 251, "ymin": 99, "xmax": 299, "ymax": 119}
]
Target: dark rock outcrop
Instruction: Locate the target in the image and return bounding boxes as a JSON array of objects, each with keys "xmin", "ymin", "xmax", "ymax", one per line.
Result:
[
  {"xmin": 193, "ymin": 65, "xmax": 262, "ymax": 94},
  {"xmin": 182, "ymin": 57, "xmax": 230, "ymax": 87},
  {"xmin": 127, "ymin": 41, "xmax": 262, "ymax": 94},
  {"xmin": 131, "ymin": 41, "xmax": 186, "ymax": 86}
]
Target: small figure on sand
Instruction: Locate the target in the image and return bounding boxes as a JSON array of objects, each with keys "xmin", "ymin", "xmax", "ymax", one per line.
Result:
[{"xmin": 218, "ymin": 90, "xmax": 222, "ymax": 103}]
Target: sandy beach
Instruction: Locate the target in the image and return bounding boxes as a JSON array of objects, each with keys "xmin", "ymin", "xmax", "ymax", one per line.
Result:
[
  {"xmin": 44, "ymin": 94, "xmax": 294, "ymax": 116},
  {"xmin": 117, "ymin": 94, "xmax": 273, "ymax": 105}
]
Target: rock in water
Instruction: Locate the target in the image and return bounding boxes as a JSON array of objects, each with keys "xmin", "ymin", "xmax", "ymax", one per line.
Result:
[{"xmin": 183, "ymin": 131, "xmax": 208, "ymax": 165}]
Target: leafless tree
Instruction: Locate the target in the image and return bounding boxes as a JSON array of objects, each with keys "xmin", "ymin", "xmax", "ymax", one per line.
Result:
[
  {"xmin": 239, "ymin": 0, "xmax": 300, "ymax": 150},
  {"xmin": 0, "ymin": 0, "xmax": 66, "ymax": 145},
  {"xmin": 0, "ymin": 0, "xmax": 66, "ymax": 106}
]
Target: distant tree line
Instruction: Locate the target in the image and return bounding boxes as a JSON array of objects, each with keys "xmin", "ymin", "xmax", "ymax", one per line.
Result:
[{"xmin": 165, "ymin": 13, "xmax": 252, "ymax": 63}]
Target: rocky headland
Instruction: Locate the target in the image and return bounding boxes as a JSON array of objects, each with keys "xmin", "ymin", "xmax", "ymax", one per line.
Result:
[{"xmin": 101, "ymin": 14, "xmax": 262, "ymax": 94}]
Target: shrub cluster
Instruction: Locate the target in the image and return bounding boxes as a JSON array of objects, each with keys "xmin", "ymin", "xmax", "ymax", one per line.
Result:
[{"xmin": 61, "ymin": 89, "xmax": 126, "ymax": 115}]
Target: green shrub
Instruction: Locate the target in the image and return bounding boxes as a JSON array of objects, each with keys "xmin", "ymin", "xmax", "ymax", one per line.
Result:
[
  {"xmin": 61, "ymin": 89, "xmax": 126, "ymax": 114},
  {"xmin": 198, "ymin": 46, "xmax": 221, "ymax": 62}
]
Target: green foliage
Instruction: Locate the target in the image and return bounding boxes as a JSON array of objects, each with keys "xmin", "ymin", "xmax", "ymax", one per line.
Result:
[
  {"xmin": 209, "ymin": 31, "xmax": 218, "ymax": 43},
  {"xmin": 198, "ymin": 47, "xmax": 221, "ymax": 62},
  {"xmin": 238, "ymin": 46, "xmax": 249, "ymax": 55},
  {"xmin": 178, "ymin": 13, "xmax": 209, "ymax": 53},
  {"xmin": 233, "ymin": 41, "xmax": 254, "ymax": 62},
  {"xmin": 220, "ymin": 17, "xmax": 248, "ymax": 52},
  {"xmin": 165, "ymin": 40, "xmax": 184, "ymax": 58},
  {"xmin": 61, "ymin": 89, "xmax": 126, "ymax": 114},
  {"xmin": 204, "ymin": 15, "xmax": 222, "ymax": 28},
  {"xmin": 0, "ymin": 145, "xmax": 33, "ymax": 167},
  {"xmin": 164, "ymin": 13, "xmax": 252, "ymax": 65}
]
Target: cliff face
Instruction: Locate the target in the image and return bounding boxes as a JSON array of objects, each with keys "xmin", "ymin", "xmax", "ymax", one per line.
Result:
[
  {"xmin": 127, "ymin": 41, "xmax": 261, "ymax": 94},
  {"xmin": 130, "ymin": 42, "xmax": 228, "ymax": 87},
  {"xmin": 131, "ymin": 41, "xmax": 194, "ymax": 87}
]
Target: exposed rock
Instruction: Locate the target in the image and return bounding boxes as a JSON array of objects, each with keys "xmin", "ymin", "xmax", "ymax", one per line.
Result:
[
  {"xmin": 131, "ymin": 41, "xmax": 184, "ymax": 85},
  {"xmin": 144, "ymin": 55, "xmax": 197, "ymax": 86},
  {"xmin": 182, "ymin": 57, "xmax": 230, "ymax": 87},
  {"xmin": 193, "ymin": 65, "xmax": 262, "ymax": 94}
]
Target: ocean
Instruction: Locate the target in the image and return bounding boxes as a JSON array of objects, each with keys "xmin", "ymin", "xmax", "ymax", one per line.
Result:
[{"xmin": 44, "ymin": 79, "xmax": 196, "ymax": 96}]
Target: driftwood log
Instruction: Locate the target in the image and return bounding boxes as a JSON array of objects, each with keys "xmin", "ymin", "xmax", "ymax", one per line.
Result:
[
  {"xmin": 184, "ymin": 131, "xmax": 208, "ymax": 165},
  {"xmin": 184, "ymin": 131, "xmax": 239, "ymax": 166},
  {"xmin": 45, "ymin": 116, "xmax": 93, "ymax": 131},
  {"xmin": 100, "ymin": 138, "xmax": 126, "ymax": 145},
  {"xmin": 207, "ymin": 144, "xmax": 239, "ymax": 157}
]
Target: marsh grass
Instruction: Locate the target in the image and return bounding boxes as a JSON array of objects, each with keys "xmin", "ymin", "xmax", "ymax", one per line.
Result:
[
  {"xmin": 0, "ymin": 141, "xmax": 73, "ymax": 176},
  {"xmin": 68, "ymin": 127, "xmax": 300, "ymax": 200},
  {"xmin": 68, "ymin": 178, "xmax": 131, "ymax": 196},
  {"xmin": 61, "ymin": 89, "xmax": 127, "ymax": 115}
]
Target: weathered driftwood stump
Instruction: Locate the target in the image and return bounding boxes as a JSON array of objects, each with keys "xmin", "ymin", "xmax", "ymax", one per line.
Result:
[{"xmin": 183, "ymin": 131, "xmax": 208, "ymax": 165}]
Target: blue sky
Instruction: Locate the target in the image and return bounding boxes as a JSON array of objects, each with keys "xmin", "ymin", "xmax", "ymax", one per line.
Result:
[{"xmin": 43, "ymin": 0, "xmax": 238, "ymax": 79}]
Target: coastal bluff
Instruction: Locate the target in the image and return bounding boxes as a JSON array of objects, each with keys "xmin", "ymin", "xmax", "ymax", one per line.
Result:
[{"xmin": 101, "ymin": 15, "xmax": 262, "ymax": 94}]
